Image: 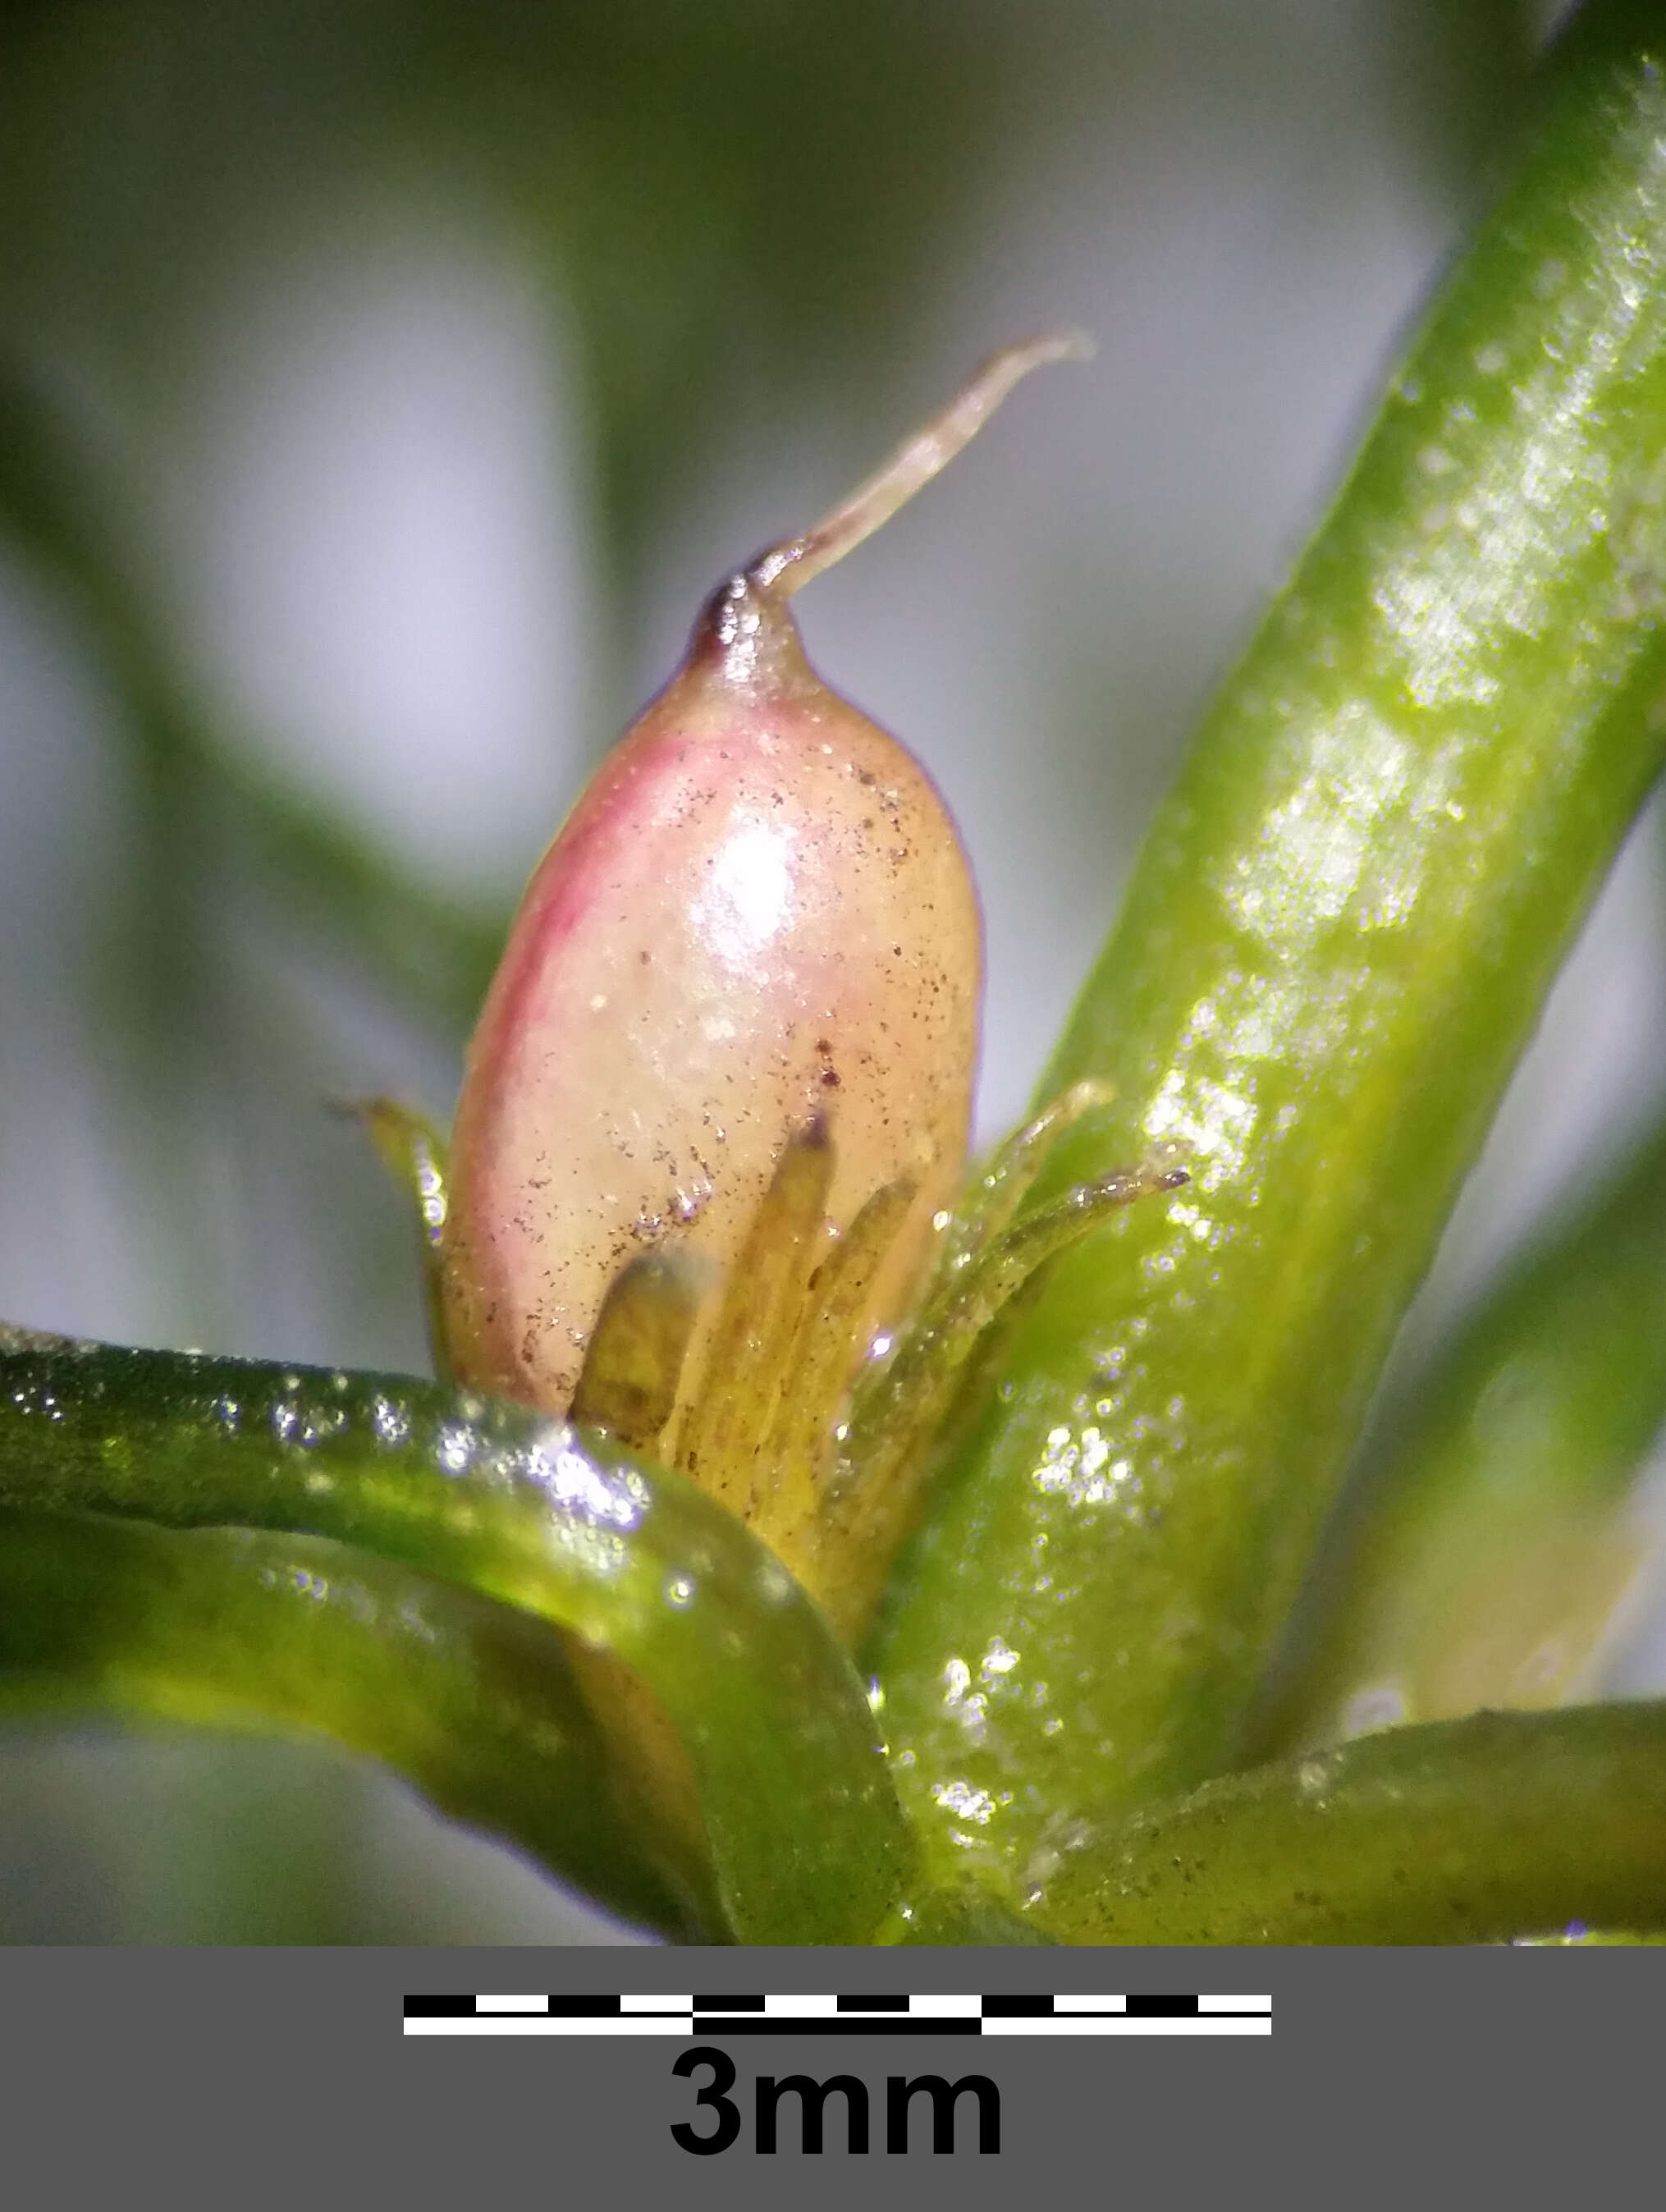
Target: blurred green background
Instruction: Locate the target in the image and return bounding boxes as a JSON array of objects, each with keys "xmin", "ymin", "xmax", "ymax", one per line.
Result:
[{"xmin": 9, "ymin": 0, "xmax": 1662, "ymax": 1944}]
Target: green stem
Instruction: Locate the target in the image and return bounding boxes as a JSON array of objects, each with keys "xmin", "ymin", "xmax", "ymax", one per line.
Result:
[
  {"xmin": 0, "ymin": 1334, "xmax": 913, "ymax": 1944},
  {"xmin": 1029, "ymin": 1701, "xmax": 1666, "ymax": 1945},
  {"xmin": 0, "ymin": 1505, "xmax": 714, "ymax": 1938},
  {"xmin": 872, "ymin": 0, "xmax": 1666, "ymax": 1894}
]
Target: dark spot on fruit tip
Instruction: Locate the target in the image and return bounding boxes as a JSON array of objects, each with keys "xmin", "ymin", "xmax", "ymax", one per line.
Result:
[
  {"xmin": 639, "ymin": 950, "xmax": 652, "ymax": 964},
  {"xmin": 892, "ymin": 944, "xmax": 903, "ymax": 956},
  {"xmin": 821, "ymin": 1069, "xmax": 841, "ymax": 1088},
  {"xmin": 815, "ymin": 1037, "xmax": 833, "ymax": 1055}
]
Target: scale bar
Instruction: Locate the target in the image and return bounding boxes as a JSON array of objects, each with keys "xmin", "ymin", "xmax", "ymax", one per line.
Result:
[{"xmin": 403, "ymin": 1992, "xmax": 1271, "ymax": 2038}]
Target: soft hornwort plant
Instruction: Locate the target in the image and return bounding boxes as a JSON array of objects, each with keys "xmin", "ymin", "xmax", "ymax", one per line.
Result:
[{"xmin": 10, "ymin": 0, "xmax": 1666, "ymax": 1946}]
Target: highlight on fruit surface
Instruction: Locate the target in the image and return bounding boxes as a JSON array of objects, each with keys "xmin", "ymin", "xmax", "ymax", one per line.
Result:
[{"xmin": 411, "ymin": 329, "xmax": 1184, "ymax": 1633}]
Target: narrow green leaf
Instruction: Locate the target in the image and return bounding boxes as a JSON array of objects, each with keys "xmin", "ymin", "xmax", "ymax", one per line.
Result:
[
  {"xmin": 0, "ymin": 1333, "xmax": 914, "ymax": 1944},
  {"xmin": 873, "ymin": 3, "xmax": 1666, "ymax": 1894},
  {"xmin": 1254, "ymin": 1115, "xmax": 1666, "ymax": 1755},
  {"xmin": 347, "ymin": 1098, "xmax": 456, "ymax": 1379},
  {"xmin": 0, "ymin": 1504, "xmax": 714, "ymax": 1939},
  {"xmin": 1028, "ymin": 1702, "xmax": 1666, "ymax": 1946}
]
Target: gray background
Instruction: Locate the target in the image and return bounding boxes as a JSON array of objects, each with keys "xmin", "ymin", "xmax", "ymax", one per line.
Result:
[{"xmin": 0, "ymin": 1947, "xmax": 1648, "ymax": 2205}]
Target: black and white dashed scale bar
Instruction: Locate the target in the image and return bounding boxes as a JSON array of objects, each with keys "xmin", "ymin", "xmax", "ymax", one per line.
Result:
[{"xmin": 403, "ymin": 1993, "xmax": 1271, "ymax": 2037}]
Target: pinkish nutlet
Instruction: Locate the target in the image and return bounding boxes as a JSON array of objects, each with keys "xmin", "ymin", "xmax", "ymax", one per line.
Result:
[{"xmin": 409, "ymin": 333, "xmax": 1183, "ymax": 1636}]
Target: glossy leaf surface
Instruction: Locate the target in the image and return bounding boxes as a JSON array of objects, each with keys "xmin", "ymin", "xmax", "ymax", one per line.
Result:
[
  {"xmin": 0, "ymin": 1335, "xmax": 913, "ymax": 1944},
  {"xmin": 872, "ymin": 9, "xmax": 1666, "ymax": 1897}
]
